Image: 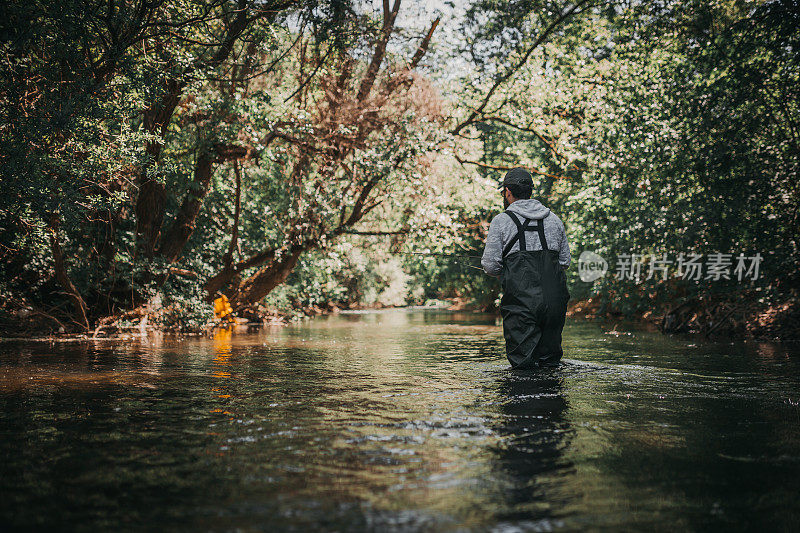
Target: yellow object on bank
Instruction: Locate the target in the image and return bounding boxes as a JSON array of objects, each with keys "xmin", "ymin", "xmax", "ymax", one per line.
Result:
[{"xmin": 213, "ymin": 295, "xmax": 233, "ymax": 321}]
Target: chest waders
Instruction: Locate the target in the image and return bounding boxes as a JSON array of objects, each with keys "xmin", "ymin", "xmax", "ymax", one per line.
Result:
[{"xmin": 500, "ymin": 211, "xmax": 570, "ymax": 369}]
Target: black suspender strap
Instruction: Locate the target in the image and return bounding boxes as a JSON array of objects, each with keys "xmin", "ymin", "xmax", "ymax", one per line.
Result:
[
  {"xmin": 503, "ymin": 212, "xmax": 524, "ymax": 258},
  {"xmin": 536, "ymin": 216, "xmax": 549, "ymax": 251},
  {"xmin": 502, "ymin": 211, "xmax": 550, "ymax": 258}
]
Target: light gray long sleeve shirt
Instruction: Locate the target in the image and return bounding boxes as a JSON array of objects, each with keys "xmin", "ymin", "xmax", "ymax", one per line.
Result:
[{"xmin": 481, "ymin": 199, "xmax": 571, "ymax": 277}]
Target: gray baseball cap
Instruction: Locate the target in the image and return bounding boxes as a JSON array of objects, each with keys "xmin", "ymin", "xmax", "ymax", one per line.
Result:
[{"xmin": 498, "ymin": 167, "xmax": 534, "ymax": 190}]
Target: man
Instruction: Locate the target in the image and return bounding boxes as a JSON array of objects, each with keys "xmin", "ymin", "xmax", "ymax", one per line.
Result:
[{"xmin": 482, "ymin": 167, "xmax": 571, "ymax": 369}]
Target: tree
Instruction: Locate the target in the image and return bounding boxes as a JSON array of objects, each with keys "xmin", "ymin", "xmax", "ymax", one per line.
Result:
[
  {"xmin": 199, "ymin": 2, "xmax": 443, "ymax": 310},
  {"xmin": 0, "ymin": 0, "xmax": 444, "ymax": 328},
  {"xmin": 0, "ymin": 0, "xmax": 311, "ymax": 328}
]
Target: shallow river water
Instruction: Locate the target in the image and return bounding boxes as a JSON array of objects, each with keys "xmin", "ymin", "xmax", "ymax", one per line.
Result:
[{"xmin": 1, "ymin": 310, "xmax": 799, "ymax": 531}]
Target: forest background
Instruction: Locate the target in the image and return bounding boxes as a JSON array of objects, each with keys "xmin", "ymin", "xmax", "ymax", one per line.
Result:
[{"xmin": 1, "ymin": 0, "xmax": 798, "ymax": 338}]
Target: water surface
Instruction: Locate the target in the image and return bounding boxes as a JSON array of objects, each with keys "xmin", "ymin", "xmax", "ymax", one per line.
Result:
[{"xmin": 1, "ymin": 310, "xmax": 799, "ymax": 531}]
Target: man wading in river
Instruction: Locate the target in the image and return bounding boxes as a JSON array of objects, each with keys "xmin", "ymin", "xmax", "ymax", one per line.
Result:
[{"xmin": 482, "ymin": 167, "xmax": 571, "ymax": 369}]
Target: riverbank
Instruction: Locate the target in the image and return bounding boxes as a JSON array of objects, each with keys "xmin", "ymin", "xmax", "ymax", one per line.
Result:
[
  {"xmin": 4, "ymin": 293, "xmax": 799, "ymax": 343},
  {"xmin": 568, "ymin": 292, "xmax": 800, "ymax": 342},
  {"xmin": 0, "ymin": 298, "xmax": 456, "ymax": 342}
]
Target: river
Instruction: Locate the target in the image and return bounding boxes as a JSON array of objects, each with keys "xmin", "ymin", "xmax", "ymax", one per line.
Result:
[{"xmin": 1, "ymin": 310, "xmax": 799, "ymax": 531}]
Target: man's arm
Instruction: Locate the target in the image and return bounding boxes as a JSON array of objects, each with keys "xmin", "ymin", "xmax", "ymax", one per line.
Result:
[
  {"xmin": 557, "ymin": 216, "xmax": 571, "ymax": 270},
  {"xmin": 481, "ymin": 215, "xmax": 504, "ymax": 277}
]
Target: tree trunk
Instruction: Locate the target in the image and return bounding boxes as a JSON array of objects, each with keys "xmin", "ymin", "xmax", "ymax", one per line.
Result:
[
  {"xmin": 159, "ymin": 151, "xmax": 214, "ymax": 262},
  {"xmin": 135, "ymin": 78, "xmax": 186, "ymax": 257},
  {"xmin": 134, "ymin": 3, "xmax": 255, "ymax": 258},
  {"xmin": 229, "ymin": 248, "xmax": 304, "ymax": 309},
  {"xmin": 204, "ymin": 248, "xmax": 277, "ymax": 301}
]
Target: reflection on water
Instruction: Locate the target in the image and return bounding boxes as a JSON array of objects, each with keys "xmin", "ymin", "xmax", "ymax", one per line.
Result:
[
  {"xmin": 491, "ymin": 371, "xmax": 571, "ymax": 530},
  {"xmin": 1, "ymin": 310, "xmax": 799, "ymax": 531}
]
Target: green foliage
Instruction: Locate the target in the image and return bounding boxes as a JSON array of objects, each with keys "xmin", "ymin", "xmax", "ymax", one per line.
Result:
[
  {"xmin": 263, "ymin": 243, "xmax": 410, "ymax": 315},
  {"xmin": 1, "ymin": 0, "xmax": 796, "ymax": 334},
  {"xmin": 569, "ymin": 0, "xmax": 799, "ymax": 315},
  {"xmin": 447, "ymin": 0, "xmax": 799, "ymax": 318}
]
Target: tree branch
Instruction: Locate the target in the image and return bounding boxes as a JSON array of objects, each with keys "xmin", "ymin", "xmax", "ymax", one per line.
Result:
[
  {"xmin": 454, "ymin": 154, "xmax": 570, "ymax": 180},
  {"xmin": 408, "ymin": 17, "xmax": 439, "ymax": 70},
  {"xmin": 343, "ymin": 229, "xmax": 407, "ymax": 235},
  {"xmin": 356, "ymin": 0, "xmax": 401, "ymax": 101},
  {"xmin": 381, "ymin": 16, "xmax": 440, "ymax": 97},
  {"xmin": 451, "ymin": 0, "xmax": 592, "ymax": 135},
  {"xmin": 159, "ymin": 142, "xmax": 260, "ymax": 264},
  {"xmin": 284, "ymin": 44, "xmax": 335, "ymax": 102},
  {"xmin": 480, "ymin": 115, "xmax": 569, "ymax": 164},
  {"xmin": 224, "ymin": 159, "xmax": 243, "ymax": 267},
  {"xmin": 48, "ymin": 217, "xmax": 90, "ymax": 331}
]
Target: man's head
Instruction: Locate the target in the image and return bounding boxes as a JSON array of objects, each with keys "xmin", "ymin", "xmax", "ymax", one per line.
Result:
[{"xmin": 499, "ymin": 167, "xmax": 534, "ymax": 207}]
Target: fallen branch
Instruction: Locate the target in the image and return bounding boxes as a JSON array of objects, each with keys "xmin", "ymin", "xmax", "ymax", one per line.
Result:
[{"xmin": 169, "ymin": 268, "xmax": 199, "ymax": 278}]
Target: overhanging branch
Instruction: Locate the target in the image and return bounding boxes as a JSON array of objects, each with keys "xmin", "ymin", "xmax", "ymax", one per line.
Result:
[
  {"xmin": 454, "ymin": 154, "xmax": 570, "ymax": 180},
  {"xmin": 451, "ymin": 0, "xmax": 593, "ymax": 135}
]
